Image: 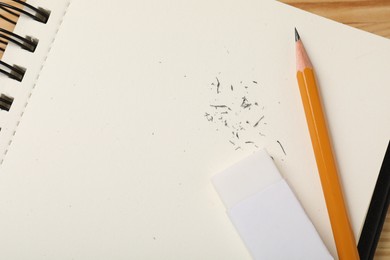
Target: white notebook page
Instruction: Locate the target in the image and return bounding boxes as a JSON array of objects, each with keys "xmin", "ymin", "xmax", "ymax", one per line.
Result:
[{"xmin": 0, "ymin": 0, "xmax": 389, "ymax": 259}]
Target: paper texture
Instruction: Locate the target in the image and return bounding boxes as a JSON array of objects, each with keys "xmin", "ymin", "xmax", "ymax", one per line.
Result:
[{"xmin": 0, "ymin": 0, "xmax": 389, "ymax": 258}]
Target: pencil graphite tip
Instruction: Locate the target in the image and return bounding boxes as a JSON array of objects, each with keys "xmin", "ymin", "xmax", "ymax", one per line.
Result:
[{"xmin": 295, "ymin": 28, "xmax": 300, "ymax": 42}]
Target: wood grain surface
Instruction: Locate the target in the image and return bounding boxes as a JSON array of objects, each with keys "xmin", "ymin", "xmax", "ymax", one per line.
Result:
[
  {"xmin": 282, "ymin": 0, "xmax": 390, "ymax": 38},
  {"xmin": 1, "ymin": 0, "xmax": 389, "ymax": 259}
]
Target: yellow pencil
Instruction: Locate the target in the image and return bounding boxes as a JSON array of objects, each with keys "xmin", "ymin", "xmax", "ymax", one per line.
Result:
[{"xmin": 295, "ymin": 28, "xmax": 359, "ymax": 260}]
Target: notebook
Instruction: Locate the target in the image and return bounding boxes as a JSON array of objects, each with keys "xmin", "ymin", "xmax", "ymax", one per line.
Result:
[
  {"xmin": 358, "ymin": 141, "xmax": 390, "ymax": 260},
  {"xmin": 0, "ymin": 0, "xmax": 389, "ymax": 258}
]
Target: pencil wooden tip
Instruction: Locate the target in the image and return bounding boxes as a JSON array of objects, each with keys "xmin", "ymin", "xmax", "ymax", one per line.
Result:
[
  {"xmin": 296, "ymin": 36, "xmax": 313, "ymax": 71},
  {"xmin": 295, "ymin": 28, "xmax": 300, "ymax": 42}
]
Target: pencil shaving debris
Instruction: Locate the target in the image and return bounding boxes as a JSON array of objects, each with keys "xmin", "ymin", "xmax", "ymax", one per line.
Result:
[
  {"xmin": 277, "ymin": 140, "xmax": 286, "ymax": 155},
  {"xmin": 210, "ymin": 104, "xmax": 232, "ymax": 110},
  {"xmin": 204, "ymin": 113, "xmax": 213, "ymax": 122},
  {"xmin": 216, "ymin": 77, "xmax": 221, "ymax": 94},
  {"xmin": 241, "ymin": 97, "xmax": 252, "ymax": 109},
  {"xmin": 253, "ymin": 116, "xmax": 264, "ymax": 127},
  {"xmin": 205, "ymin": 76, "xmax": 272, "ymax": 151}
]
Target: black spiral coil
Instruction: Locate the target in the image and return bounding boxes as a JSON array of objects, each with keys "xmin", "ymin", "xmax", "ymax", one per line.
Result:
[{"xmin": 0, "ymin": 0, "xmax": 50, "ymax": 82}]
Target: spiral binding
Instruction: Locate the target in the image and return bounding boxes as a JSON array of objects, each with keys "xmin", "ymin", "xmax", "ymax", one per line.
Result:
[{"xmin": 0, "ymin": 0, "xmax": 50, "ymax": 82}]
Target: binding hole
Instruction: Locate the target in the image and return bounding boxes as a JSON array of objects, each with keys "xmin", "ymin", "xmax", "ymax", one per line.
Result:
[
  {"xmin": 0, "ymin": 28, "xmax": 38, "ymax": 52},
  {"xmin": 0, "ymin": 60, "xmax": 25, "ymax": 81},
  {"xmin": 0, "ymin": 1, "xmax": 50, "ymax": 24},
  {"xmin": 0, "ymin": 94, "xmax": 14, "ymax": 111},
  {"xmin": 12, "ymin": 0, "xmax": 51, "ymax": 23}
]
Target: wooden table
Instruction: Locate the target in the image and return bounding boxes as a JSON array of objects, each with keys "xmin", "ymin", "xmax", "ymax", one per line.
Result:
[
  {"xmin": 1, "ymin": 0, "xmax": 389, "ymax": 259},
  {"xmin": 282, "ymin": 0, "xmax": 390, "ymax": 39}
]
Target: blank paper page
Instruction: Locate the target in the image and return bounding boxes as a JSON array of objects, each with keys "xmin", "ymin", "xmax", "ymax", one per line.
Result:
[{"xmin": 0, "ymin": 0, "xmax": 389, "ymax": 259}]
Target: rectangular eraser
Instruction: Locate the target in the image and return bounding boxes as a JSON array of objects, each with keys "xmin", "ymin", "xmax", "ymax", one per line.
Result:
[
  {"xmin": 212, "ymin": 150, "xmax": 333, "ymax": 260},
  {"xmin": 212, "ymin": 150, "xmax": 282, "ymax": 209}
]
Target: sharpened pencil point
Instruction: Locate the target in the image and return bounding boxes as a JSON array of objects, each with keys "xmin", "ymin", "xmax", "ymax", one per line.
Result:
[{"xmin": 295, "ymin": 28, "xmax": 300, "ymax": 42}]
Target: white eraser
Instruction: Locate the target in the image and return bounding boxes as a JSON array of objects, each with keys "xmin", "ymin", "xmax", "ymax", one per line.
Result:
[
  {"xmin": 212, "ymin": 150, "xmax": 333, "ymax": 260},
  {"xmin": 212, "ymin": 150, "xmax": 282, "ymax": 209}
]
